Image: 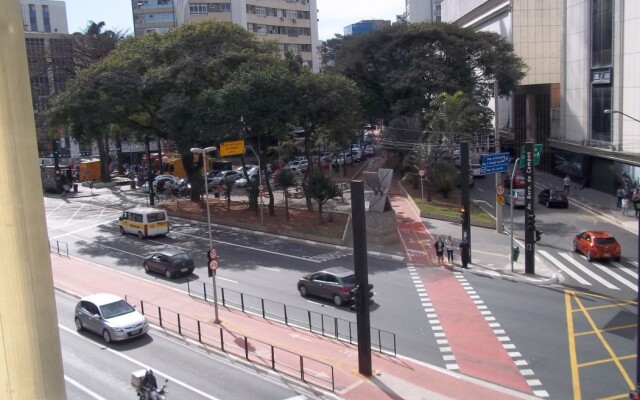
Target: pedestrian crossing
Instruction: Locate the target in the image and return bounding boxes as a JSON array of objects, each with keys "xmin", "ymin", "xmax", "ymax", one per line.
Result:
[{"xmin": 539, "ymin": 250, "xmax": 637, "ymax": 292}]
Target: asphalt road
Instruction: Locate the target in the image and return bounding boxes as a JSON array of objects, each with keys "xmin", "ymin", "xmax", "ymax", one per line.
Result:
[{"xmin": 56, "ymin": 291, "xmax": 313, "ymax": 400}]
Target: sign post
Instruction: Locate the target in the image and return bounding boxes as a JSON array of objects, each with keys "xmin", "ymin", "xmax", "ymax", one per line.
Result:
[
  {"xmin": 524, "ymin": 142, "xmax": 535, "ymax": 274},
  {"xmin": 418, "ymin": 169, "xmax": 425, "ymax": 200}
]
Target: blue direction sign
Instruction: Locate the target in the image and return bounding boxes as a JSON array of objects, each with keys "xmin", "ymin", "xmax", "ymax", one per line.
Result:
[{"xmin": 480, "ymin": 152, "xmax": 511, "ymax": 176}]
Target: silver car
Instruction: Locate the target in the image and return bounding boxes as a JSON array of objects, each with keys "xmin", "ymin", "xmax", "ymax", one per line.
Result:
[{"xmin": 74, "ymin": 293, "xmax": 149, "ymax": 343}]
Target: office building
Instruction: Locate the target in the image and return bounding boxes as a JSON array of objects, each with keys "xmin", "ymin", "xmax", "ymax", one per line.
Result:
[
  {"xmin": 403, "ymin": 0, "xmax": 443, "ymax": 23},
  {"xmin": 344, "ymin": 20, "xmax": 391, "ymax": 37},
  {"xmin": 132, "ymin": 0, "xmax": 320, "ymax": 71},
  {"xmin": 20, "ymin": 0, "xmax": 68, "ymax": 34}
]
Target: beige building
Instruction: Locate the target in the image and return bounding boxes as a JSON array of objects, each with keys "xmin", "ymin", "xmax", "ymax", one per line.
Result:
[{"xmin": 132, "ymin": 0, "xmax": 320, "ymax": 71}]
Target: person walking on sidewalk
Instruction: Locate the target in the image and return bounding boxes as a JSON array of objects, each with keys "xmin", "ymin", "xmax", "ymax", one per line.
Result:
[
  {"xmin": 459, "ymin": 238, "xmax": 470, "ymax": 269},
  {"xmin": 621, "ymin": 196, "xmax": 630, "ymax": 217},
  {"xmin": 634, "ymin": 188, "xmax": 640, "ymax": 218},
  {"xmin": 445, "ymin": 236, "xmax": 454, "ymax": 264},
  {"xmin": 435, "ymin": 236, "xmax": 445, "ymax": 266},
  {"xmin": 616, "ymin": 186, "xmax": 625, "ymax": 208},
  {"xmin": 564, "ymin": 175, "xmax": 571, "ymax": 194}
]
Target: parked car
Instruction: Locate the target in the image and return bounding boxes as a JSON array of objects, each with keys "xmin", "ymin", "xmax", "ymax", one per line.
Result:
[
  {"xmin": 363, "ymin": 145, "xmax": 376, "ymax": 157},
  {"xmin": 351, "ymin": 148, "xmax": 364, "ymax": 162},
  {"xmin": 506, "ymin": 189, "xmax": 525, "ymax": 208},
  {"xmin": 538, "ymin": 188, "xmax": 569, "ymax": 208},
  {"xmin": 172, "ymin": 179, "xmax": 192, "ymax": 197},
  {"xmin": 74, "ymin": 293, "xmax": 149, "ymax": 343},
  {"xmin": 297, "ymin": 267, "xmax": 356, "ymax": 306},
  {"xmin": 573, "ymin": 231, "xmax": 621, "ymax": 261},
  {"xmin": 505, "ymin": 174, "xmax": 525, "ymax": 189},
  {"xmin": 140, "ymin": 175, "xmax": 180, "ymax": 193},
  {"xmin": 143, "ymin": 249, "xmax": 195, "ymax": 278},
  {"xmin": 332, "ymin": 152, "xmax": 353, "ymax": 166},
  {"xmin": 208, "ymin": 170, "xmax": 241, "ymax": 188},
  {"xmin": 469, "ymin": 163, "xmax": 483, "ymax": 178}
]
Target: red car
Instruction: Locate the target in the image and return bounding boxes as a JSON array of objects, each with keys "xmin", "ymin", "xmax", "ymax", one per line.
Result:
[
  {"xmin": 573, "ymin": 231, "xmax": 621, "ymax": 262},
  {"xmin": 504, "ymin": 174, "xmax": 525, "ymax": 189}
]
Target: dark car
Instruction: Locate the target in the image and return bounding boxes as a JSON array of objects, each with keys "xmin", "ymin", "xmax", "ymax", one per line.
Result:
[
  {"xmin": 297, "ymin": 267, "xmax": 356, "ymax": 306},
  {"xmin": 573, "ymin": 231, "xmax": 621, "ymax": 261},
  {"xmin": 538, "ymin": 188, "xmax": 568, "ymax": 208},
  {"xmin": 143, "ymin": 249, "xmax": 195, "ymax": 278}
]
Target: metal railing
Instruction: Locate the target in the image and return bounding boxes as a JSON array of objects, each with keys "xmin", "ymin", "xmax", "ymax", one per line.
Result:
[
  {"xmin": 187, "ymin": 280, "xmax": 397, "ymax": 357},
  {"xmin": 125, "ymin": 296, "xmax": 334, "ymax": 392},
  {"xmin": 49, "ymin": 240, "xmax": 69, "ymax": 257}
]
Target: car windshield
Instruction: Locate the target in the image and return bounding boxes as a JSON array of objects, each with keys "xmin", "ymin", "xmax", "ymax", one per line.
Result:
[
  {"xmin": 147, "ymin": 212, "xmax": 166, "ymax": 222},
  {"xmin": 340, "ymin": 274, "xmax": 356, "ymax": 284},
  {"xmin": 171, "ymin": 253, "xmax": 190, "ymax": 262},
  {"xmin": 100, "ymin": 300, "xmax": 135, "ymax": 319},
  {"xmin": 594, "ymin": 237, "xmax": 617, "ymax": 245}
]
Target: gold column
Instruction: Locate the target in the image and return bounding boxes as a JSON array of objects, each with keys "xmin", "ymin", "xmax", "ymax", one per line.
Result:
[{"xmin": 0, "ymin": 1, "xmax": 67, "ymax": 399}]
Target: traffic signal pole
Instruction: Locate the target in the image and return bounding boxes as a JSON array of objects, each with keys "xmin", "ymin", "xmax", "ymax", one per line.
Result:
[
  {"xmin": 523, "ymin": 142, "xmax": 536, "ymax": 274},
  {"xmin": 350, "ymin": 180, "xmax": 372, "ymax": 376},
  {"xmin": 460, "ymin": 142, "xmax": 471, "ymax": 247}
]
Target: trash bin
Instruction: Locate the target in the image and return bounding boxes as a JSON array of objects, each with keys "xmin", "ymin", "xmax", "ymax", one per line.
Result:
[
  {"xmin": 73, "ymin": 183, "xmax": 78, "ymax": 192},
  {"xmin": 512, "ymin": 246, "xmax": 520, "ymax": 262}
]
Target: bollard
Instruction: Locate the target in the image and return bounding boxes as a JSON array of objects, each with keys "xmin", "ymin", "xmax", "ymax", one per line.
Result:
[{"xmin": 512, "ymin": 246, "xmax": 520, "ymax": 262}]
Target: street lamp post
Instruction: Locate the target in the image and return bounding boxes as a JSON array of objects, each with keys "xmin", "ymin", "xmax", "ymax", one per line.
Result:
[
  {"xmin": 604, "ymin": 109, "xmax": 640, "ymax": 392},
  {"xmin": 190, "ymin": 146, "xmax": 221, "ymax": 324}
]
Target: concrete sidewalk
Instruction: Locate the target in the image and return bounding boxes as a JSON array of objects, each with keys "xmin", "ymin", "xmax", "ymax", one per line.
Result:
[{"xmin": 52, "ymin": 255, "xmax": 538, "ymax": 400}]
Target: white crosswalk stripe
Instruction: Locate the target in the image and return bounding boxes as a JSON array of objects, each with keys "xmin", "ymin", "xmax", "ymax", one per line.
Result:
[
  {"xmin": 591, "ymin": 262, "xmax": 637, "ymax": 291},
  {"xmin": 611, "ymin": 261, "xmax": 639, "ymax": 279},
  {"xmin": 539, "ymin": 250, "xmax": 591, "ymax": 285},
  {"xmin": 558, "ymin": 253, "xmax": 619, "ymax": 290}
]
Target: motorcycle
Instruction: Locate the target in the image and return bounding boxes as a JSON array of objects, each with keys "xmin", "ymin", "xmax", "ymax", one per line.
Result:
[{"xmin": 132, "ymin": 369, "xmax": 168, "ymax": 400}]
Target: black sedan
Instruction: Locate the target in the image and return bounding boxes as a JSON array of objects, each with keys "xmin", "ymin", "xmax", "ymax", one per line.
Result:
[
  {"xmin": 538, "ymin": 188, "xmax": 569, "ymax": 208},
  {"xmin": 143, "ymin": 249, "xmax": 195, "ymax": 278},
  {"xmin": 297, "ymin": 267, "xmax": 355, "ymax": 306}
]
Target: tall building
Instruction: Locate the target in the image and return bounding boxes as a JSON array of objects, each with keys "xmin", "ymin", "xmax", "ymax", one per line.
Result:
[
  {"xmin": 20, "ymin": 0, "xmax": 68, "ymax": 33},
  {"xmin": 443, "ymin": 0, "xmax": 640, "ymax": 193},
  {"xmin": 404, "ymin": 0, "xmax": 443, "ymax": 23},
  {"xmin": 20, "ymin": 1, "xmax": 74, "ymax": 155},
  {"xmin": 132, "ymin": 0, "xmax": 320, "ymax": 72},
  {"xmin": 344, "ymin": 20, "xmax": 391, "ymax": 36}
]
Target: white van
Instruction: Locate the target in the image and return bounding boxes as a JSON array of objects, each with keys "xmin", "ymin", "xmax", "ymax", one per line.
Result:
[{"xmin": 118, "ymin": 207, "xmax": 169, "ymax": 239}]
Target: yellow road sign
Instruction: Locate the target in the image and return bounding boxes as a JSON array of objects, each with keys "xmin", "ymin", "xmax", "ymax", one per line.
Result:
[
  {"xmin": 219, "ymin": 140, "xmax": 245, "ymax": 157},
  {"xmin": 497, "ymin": 194, "xmax": 505, "ymax": 205}
]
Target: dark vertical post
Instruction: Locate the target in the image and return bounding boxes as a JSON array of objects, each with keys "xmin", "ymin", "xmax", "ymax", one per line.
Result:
[
  {"xmin": 524, "ymin": 141, "xmax": 535, "ymax": 274},
  {"xmin": 636, "ymin": 216, "xmax": 640, "ymax": 387},
  {"xmin": 350, "ymin": 180, "xmax": 372, "ymax": 376},
  {"xmin": 460, "ymin": 142, "xmax": 471, "ymax": 249},
  {"xmin": 157, "ymin": 138, "xmax": 163, "ymax": 173},
  {"xmin": 145, "ymin": 135, "xmax": 154, "ymax": 206}
]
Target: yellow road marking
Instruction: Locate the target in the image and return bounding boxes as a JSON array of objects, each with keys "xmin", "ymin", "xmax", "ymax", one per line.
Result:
[
  {"xmin": 574, "ymin": 323, "xmax": 636, "ymax": 337},
  {"xmin": 578, "ymin": 353, "xmax": 636, "ymax": 368},
  {"xmin": 565, "ymin": 290, "xmax": 581, "ymax": 400}
]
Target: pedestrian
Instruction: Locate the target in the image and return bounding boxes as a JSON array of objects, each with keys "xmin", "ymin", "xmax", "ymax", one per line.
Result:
[
  {"xmin": 633, "ymin": 188, "xmax": 640, "ymax": 218},
  {"xmin": 435, "ymin": 236, "xmax": 445, "ymax": 266},
  {"xmin": 445, "ymin": 236, "xmax": 454, "ymax": 264},
  {"xmin": 459, "ymin": 238, "xmax": 470, "ymax": 269},
  {"xmin": 564, "ymin": 175, "xmax": 571, "ymax": 194},
  {"xmin": 621, "ymin": 196, "xmax": 629, "ymax": 217},
  {"xmin": 616, "ymin": 186, "xmax": 625, "ymax": 208}
]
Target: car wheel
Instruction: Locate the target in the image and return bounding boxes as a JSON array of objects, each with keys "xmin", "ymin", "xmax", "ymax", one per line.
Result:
[
  {"xmin": 298, "ymin": 285, "xmax": 308, "ymax": 297},
  {"xmin": 119, "ymin": 226, "xmax": 126, "ymax": 235},
  {"xmin": 165, "ymin": 269, "xmax": 173, "ymax": 279},
  {"xmin": 546, "ymin": 200, "xmax": 551, "ymax": 208},
  {"xmin": 143, "ymin": 262, "xmax": 150, "ymax": 273},
  {"xmin": 572, "ymin": 241, "xmax": 578, "ymax": 252},
  {"xmin": 586, "ymin": 251, "xmax": 592, "ymax": 262},
  {"xmin": 102, "ymin": 330, "xmax": 112, "ymax": 343},
  {"xmin": 333, "ymin": 294, "xmax": 343, "ymax": 306},
  {"xmin": 74, "ymin": 318, "xmax": 83, "ymax": 331},
  {"xmin": 138, "ymin": 231, "xmax": 144, "ymax": 239}
]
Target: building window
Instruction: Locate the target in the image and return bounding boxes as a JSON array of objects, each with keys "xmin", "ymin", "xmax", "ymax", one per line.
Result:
[
  {"xmin": 286, "ymin": 10, "xmax": 297, "ymax": 19},
  {"xmin": 29, "ymin": 4, "xmax": 38, "ymax": 31},
  {"xmin": 591, "ymin": 85, "xmax": 612, "ymax": 142},
  {"xmin": 255, "ymin": 7, "xmax": 266, "ymax": 16},
  {"xmin": 189, "ymin": 3, "xmax": 208, "ymax": 15},
  {"xmin": 591, "ymin": 0, "xmax": 612, "ymax": 68},
  {"xmin": 210, "ymin": 3, "xmax": 231, "ymax": 12}
]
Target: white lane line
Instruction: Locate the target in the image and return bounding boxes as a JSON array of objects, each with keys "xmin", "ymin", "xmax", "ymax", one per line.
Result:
[
  {"xmin": 59, "ymin": 325, "xmax": 221, "ymax": 400},
  {"xmin": 611, "ymin": 261, "xmax": 639, "ymax": 279},
  {"xmin": 217, "ymin": 277, "xmax": 238, "ymax": 283},
  {"xmin": 49, "ymin": 219, "xmax": 119, "ymax": 240},
  {"xmin": 64, "ymin": 376, "xmax": 108, "ymax": 400},
  {"xmin": 46, "ymin": 201, "xmax": 66, "ymax": 217},
  {"xmin": 65, "ymin": 204, "xmax": 85, "ymax": 225},
  {"xmin": 257, "ymin": 265, "xmax": 281, "ymax": 272},
  {"xmin": 558, "ymin": 253, "xmax": 619, "ymax": 290},
  {"xmin": 539, "ymin": 250, "xmax": 591, "ymax": 285},
  {"xmin": 591, "ymin": 262, "xmax": 638, "ymax": 291},
  {"xmin": 68, "ymin": 234, "xmax": 145, "ymax": 258}
]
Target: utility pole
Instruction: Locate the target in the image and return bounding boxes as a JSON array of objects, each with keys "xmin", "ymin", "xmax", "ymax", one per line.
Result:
[
  {"xmin": 460, "ymin": 142, "xmax": 471, "ymax": 247},
  {"xmin": 523, "ymin": 142, "xmax": 536, "ymax": 274},
  {"xmin": 145, "ymin": 135, "xmax": 154, "ymax": 206},
  {"xmin": 494, "ymin": 81, "xmax": 504, "ymax": 233},
  {"xmin": 350, "ymin": 180, "xmax": 372, "ymax": 376}
]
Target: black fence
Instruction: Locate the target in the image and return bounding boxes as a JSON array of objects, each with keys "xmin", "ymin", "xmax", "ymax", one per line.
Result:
[
  {"xmin": 125, "ymin": 296, "xmax": 334, "ymax": 392},
  {"xmin": 187, "ymin": 280, "xmax": 396, "ymax": 357},
  {"xmin": 49, "ymin": 240, "xmax": 69, "ymax": 257}
]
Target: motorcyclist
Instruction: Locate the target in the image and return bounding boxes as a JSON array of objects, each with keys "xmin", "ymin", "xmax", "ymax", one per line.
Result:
[{"xmin": 139, "ymin": 370, "xmax": 158, "ymax": 400}]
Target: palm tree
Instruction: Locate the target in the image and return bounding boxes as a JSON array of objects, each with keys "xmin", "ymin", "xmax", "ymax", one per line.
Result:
[{"xmin": 302, "ymin": 171, "xmax": 342, "ymax": 224}]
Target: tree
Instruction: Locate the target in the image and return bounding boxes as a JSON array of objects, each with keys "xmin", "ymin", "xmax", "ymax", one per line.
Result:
[
  {"xmin": 322, "ymin": 22, "xmax": 527, "ymax": 124},
  {"xmin": 302, "ymin": 171, "xmax": 342, "ymax": 224},
  {"xmin": 275, "ymin": 169, "xmax": 297, "ymax": 220}
]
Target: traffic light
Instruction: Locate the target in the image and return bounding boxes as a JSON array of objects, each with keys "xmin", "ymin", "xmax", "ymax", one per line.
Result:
[
  {"xmin": 460, "ymin": 207, "xmax": 466, "ymax": 225},
  {"xmin": 526, "ymin": 213, "xmax": 536, "ymax": 231},
  {"xmin": 535, "ymin": 229, "xmax": 543, "ymax": 242},
  {"xmin": 349, "ymin": 285, "xmax": 360, "ymax": 312},
  {"xmin": 366, "ymin": 283, "xmax": 374, "ymax": 305}
]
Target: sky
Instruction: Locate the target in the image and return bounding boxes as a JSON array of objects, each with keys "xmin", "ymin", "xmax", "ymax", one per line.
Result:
[{"xmin": 63, "ymin": 0, "xmax": 404, "ymax": 41}]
